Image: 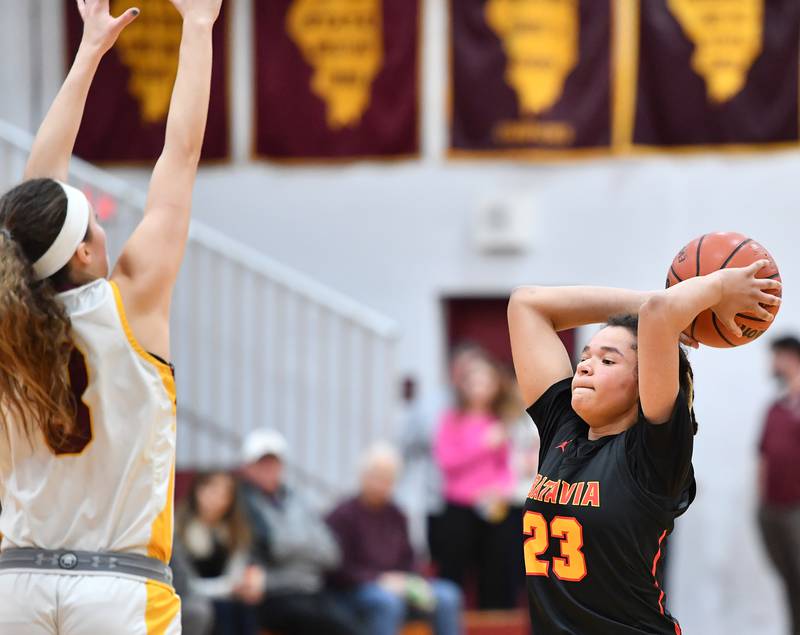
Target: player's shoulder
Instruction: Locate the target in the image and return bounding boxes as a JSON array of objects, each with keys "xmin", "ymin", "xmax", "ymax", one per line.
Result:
[
  {"xmin": 58, "ymin": 278, "xmax": 111, "ymax": 312},
  {"xmin": 526, "ymin": 377, "xmax": 575, "ymax": 419}
]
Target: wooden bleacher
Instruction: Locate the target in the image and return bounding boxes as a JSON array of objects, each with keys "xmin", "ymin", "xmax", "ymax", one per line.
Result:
[{"xmin": 262, "ymin": 610, "xmax": 528, "ymax": 635}]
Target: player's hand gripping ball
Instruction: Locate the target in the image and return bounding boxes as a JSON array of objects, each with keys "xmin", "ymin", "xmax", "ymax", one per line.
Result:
[{"xmin": 666, "ymin": 232, "xmax": 782, "ymax": 348}]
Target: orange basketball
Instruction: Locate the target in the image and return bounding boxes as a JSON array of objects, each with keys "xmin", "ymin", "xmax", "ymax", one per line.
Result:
[{"xmin": 665, "ymin": 232, "xmax": 781, "ymax": 348}]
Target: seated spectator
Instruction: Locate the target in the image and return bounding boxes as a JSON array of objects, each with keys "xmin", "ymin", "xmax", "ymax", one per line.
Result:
[
  {"xmin": 170, "ymin": 540, "xmax": 215, "ymax": 635},
  {"xmin": 239, "ymin": 428, "xmax": 364, "ymax": 635},
  {"xmin": 327, "ymin": 443, "xmax": 463, "ymax": 635},
  {"xmin": 175, "ymin": 471, "xmax": 264, "ymax": 635}
]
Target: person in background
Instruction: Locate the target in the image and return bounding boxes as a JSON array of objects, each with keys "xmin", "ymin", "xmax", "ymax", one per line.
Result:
[
  {"xmin": 327, "ymin": 443, "xmax": 463, "ymax": 635},
  {"xmin": 758, "ymin": 336, "xmax": 800, "ymax": 635},
  {"xmin": 175, "ymin": 471, "xmax": 264, "ymax": 635},
  {"xmin": 239, "ymin": 428, "xmax": 363, "ymax": 635},
  {"xmin": 170, "ymin": 540, "xmax": 215, "ymax": 635},
  {"xmin": 396, "ymin": 375, "xmax": 441, "ymax": 555},
  {"xmin": 433, "ymin": 355, "xmax": 518, "ymax": 610},
  {"xmin": 426, "ymin": 344, "xmax": 491, "ymax": 573},
  {"xmin": 505, "ymin": 371, "xmax": 539, "ymax": 604}
]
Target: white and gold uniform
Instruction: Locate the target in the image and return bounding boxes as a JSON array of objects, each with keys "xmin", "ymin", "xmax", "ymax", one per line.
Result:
[{"xmin": 0, "ymin": 279, "xmax": 180, "ymax": 634}]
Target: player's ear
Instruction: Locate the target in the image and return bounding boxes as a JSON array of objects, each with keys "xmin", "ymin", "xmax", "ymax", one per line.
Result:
[{"xmin": 67, "ymin": 242, "xmax": 92, "ymax": 271}]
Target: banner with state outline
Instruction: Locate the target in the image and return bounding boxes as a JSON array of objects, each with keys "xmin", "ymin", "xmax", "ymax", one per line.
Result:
[
  {"xmin": 449, "ymin": 0, "xmax": 616, "ymax": 159},
  {"xmin": 253, "ymin": 0, "xmax": 420, "ymax": 161},
  {"xmin": 630, "ymin": 0, "xmax": 800, "ymax": 151},
  {"xmin": 449, "ymin": 0, "xmax": 800, "ymax": 160},
  {"xmin": 65, "ymin": 0, "xmax": 230, "ymax": 163}
]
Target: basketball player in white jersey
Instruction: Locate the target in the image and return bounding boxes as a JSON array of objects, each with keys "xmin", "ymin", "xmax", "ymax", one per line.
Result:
[{"xmin": 0, "ymin": 0, "xmax": 222, "ymax": 632}]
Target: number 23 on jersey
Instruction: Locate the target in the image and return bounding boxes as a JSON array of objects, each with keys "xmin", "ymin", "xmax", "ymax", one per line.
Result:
[{"xmin": 523, "ymin": 511, "xmax": 587, "ymax": 582}]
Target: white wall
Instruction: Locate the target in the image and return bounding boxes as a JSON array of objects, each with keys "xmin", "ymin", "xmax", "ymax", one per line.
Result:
[{"xmin": 2, "ymin": 0, "xmax": 799, "ymax": 632}]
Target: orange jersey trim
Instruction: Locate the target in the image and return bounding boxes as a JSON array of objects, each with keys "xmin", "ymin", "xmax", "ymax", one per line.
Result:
[{"xmin": 145, "ymin": 579, "xmax": 181, "ymax": 634}]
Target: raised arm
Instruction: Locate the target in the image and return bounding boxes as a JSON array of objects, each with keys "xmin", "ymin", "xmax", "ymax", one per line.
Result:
[
  {"xmin": 638, "ymin": 261, "xmax": 781, "ymax": 423},
  {"xmin": 24, "ymin": 0, "xmax": 139, "ymax": 180},
  {"xmin": 508, "ymin": 286, "xmax": 653, "ymax": 406},
  {"xmin": 111, "ymin": 0, "xmax": 222, "ymax": 354}
]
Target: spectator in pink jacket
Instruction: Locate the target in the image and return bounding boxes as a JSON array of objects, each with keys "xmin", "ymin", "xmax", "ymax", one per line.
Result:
[{"xmin": 432, "ymin": 355, "xmax": 520, "ymax": 609}]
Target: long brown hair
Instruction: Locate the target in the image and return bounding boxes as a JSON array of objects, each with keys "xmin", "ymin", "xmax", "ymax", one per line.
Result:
[
  {"xmin": 0, "ymin": 179, "xmax": 84, "ymax": 449},
  {"xmin": 454, "ymin": 351, "xmax": 522, "ymax": 421},
  {"xmin": 175, "ymin": 471, "xmax": 252, "ymax": 554}
]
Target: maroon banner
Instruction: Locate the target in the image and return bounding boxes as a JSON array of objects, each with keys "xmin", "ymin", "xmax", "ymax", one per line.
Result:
[
  {"xmin": 254, "ymin": 0, "xmax": 420, "ymax": 160},
  {"xmin": 66, "ymin": 0, "xmax": 230, "ymax": 163},
  {"xmin": 450, "ymin": 0, "xmax": 613, "ymax": 157},
  {"xmin": 634, "ymin": 0, "xmax": 800, "ymax": 148}
]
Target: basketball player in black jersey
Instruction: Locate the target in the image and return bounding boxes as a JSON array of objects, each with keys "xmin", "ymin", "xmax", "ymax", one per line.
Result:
[{"xmin": 507, "ymin": 261, "xmax": 781, "ymax": 634}]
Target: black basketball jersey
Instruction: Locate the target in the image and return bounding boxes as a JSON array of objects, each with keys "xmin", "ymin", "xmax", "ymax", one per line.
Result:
[{"xmin": 524, "ymin": 379, "xmax": 696, "ymax": 634}]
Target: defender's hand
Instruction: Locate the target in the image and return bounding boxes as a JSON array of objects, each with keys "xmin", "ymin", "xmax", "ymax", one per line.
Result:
[
  {"xmin": 168, "ymin": 0, "xmax": 223, "ymax": 23},
  {"xmin": 76, "ymin": 0, "xmax": 139, "ymax": 56}
]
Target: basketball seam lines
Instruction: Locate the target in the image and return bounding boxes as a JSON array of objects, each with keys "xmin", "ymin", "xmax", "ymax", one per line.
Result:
[
  {"xmin": 705, "ymin": 237, "xmax": 762, "ymax": 346},
  {"xmin": 718, "ymin": 239, "xmax": 776, "ymax": 339},
  {"xmin": 670, "ymin": 266, "xmax": 683, "ymax": 282},
  {"xmin": 737, "ymin": 313, "xmax": 767, "ymax": 323},
  {"xmin": 719, "ymin": 239, "xmax": 752, "ymax": 270},
  {"xmin": 711, "ymin": 313, "xmax": 736, "ymax": 347},
  {"xmin": 695, "ymin": 235, "xmax": 706, "ymax": 278}
]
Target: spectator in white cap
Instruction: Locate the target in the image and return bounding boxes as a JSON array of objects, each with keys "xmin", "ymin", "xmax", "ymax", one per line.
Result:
[{"xmin": 238, "ymin": 429, "xmax": 364, "ymax": 635}]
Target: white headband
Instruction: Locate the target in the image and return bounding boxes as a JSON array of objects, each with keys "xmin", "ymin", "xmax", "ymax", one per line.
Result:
[{"xmin": 32, "ymin": 181, "xmax": 91, "ymax": 281}]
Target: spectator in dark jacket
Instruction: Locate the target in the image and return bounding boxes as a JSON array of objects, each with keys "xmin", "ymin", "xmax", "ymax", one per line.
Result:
[
  {"xmin": 171, "ymin": 540, "xmax": 214, "ymax": 635},
  {"xmin": 240, "ymin": 428, "xmax": 364, "ymax": 635},
  {"xmin": 327, "ymin": 444, "xmax": 463, "ymax": 635}
]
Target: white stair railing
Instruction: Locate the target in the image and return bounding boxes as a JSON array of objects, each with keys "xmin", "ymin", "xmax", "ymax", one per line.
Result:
[{"xmin": 0, "ymin": 120, "xmax": 400, "ymax": 495}]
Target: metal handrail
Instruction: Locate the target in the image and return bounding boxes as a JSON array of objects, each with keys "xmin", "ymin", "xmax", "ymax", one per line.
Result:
[
  {"xmin": 1, "ymin": 118, "xmax": 401, "ymax": 488},
  {"xmin": 0, "ymin": 120, "xmax": 398, "ymax": 339}
]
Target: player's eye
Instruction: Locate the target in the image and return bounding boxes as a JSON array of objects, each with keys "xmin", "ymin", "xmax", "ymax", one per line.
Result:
[{"xmin": 602, "ymin": 359, "xmax": 614, "ymax": 365}]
